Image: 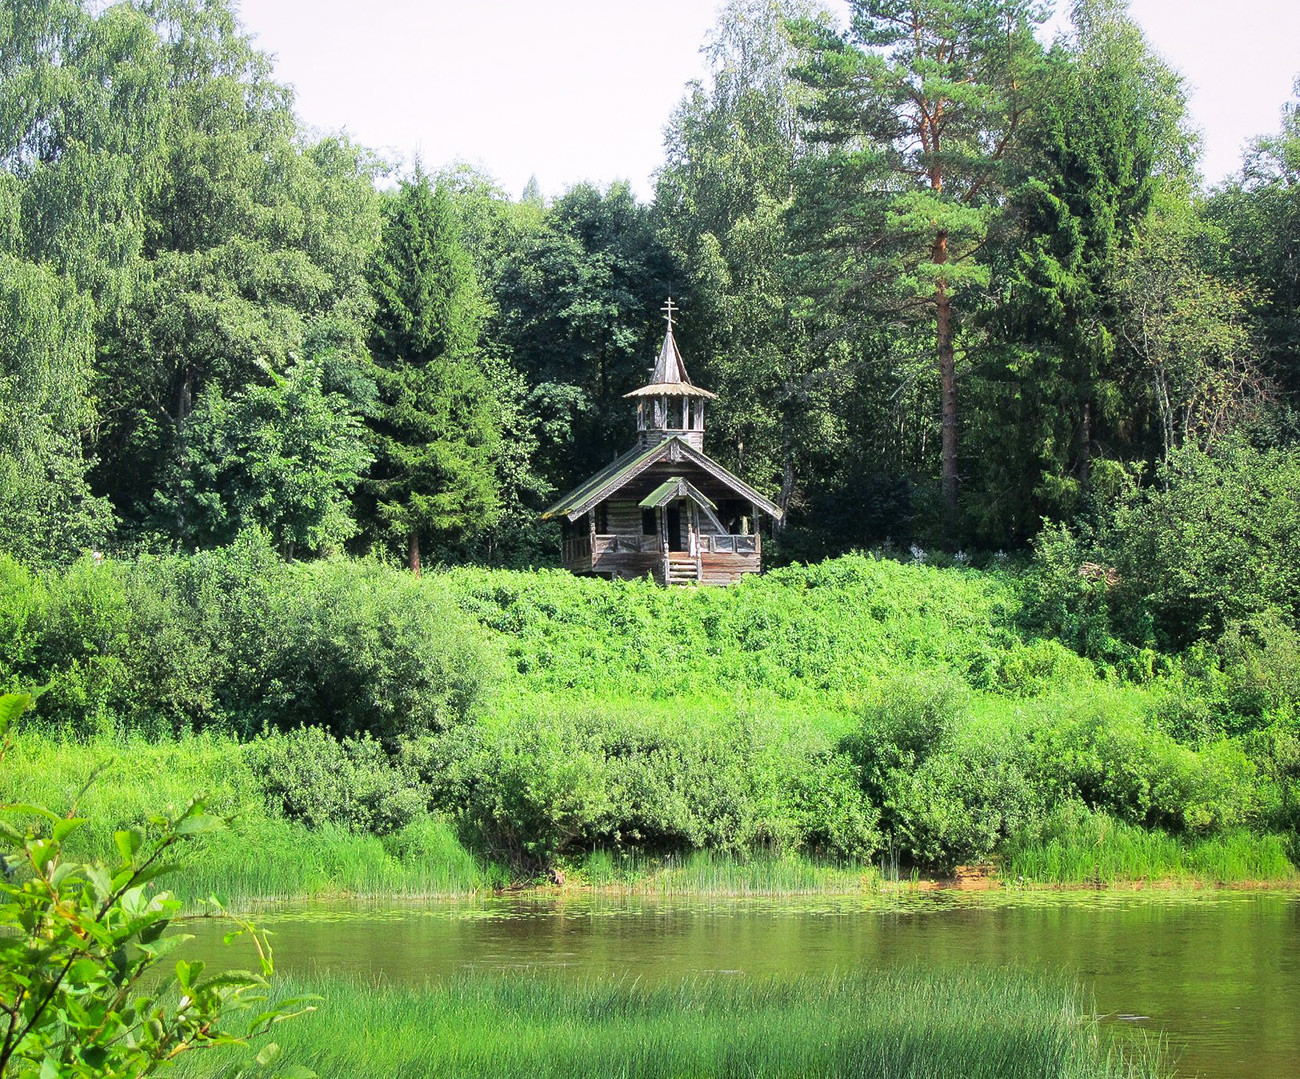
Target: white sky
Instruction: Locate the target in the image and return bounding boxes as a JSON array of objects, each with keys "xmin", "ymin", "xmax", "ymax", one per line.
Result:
[{"xmin": 234, "ymin": 0, "xmax": 1300, "ymax": 201}]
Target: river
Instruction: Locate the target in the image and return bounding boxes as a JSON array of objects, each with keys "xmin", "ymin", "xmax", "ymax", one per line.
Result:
[{"xmin": 191, "ymin": 889, "xmax": 1299, "ymax": 1078}]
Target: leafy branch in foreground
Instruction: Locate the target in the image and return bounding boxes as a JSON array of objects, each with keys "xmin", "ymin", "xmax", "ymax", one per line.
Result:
[{"xmin": 0, "ymin": 691, "xmax": 314, "ymax": 1079}]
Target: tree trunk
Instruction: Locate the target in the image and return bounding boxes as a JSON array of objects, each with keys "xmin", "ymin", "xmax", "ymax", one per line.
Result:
[
  {"xmin": 173, "ymin": 365, "xmax": 196, "ymax": 537},
  {"xmin": 1078, "ymin": 400, "xmax": 1092, "ymax": 485},
  {"xmin": 933, "ymin": 229, "xmax": 958, "ymax": 534},
  {"xmin": 777, "ymin": 455, "xmax": 795, "ymax": 530},
  {"xmin": 407, "ymin": 530, "xmax": 421, "ymax": 576}
]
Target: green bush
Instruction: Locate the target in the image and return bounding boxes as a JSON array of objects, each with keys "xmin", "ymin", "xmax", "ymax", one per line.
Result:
[
  {"xmin": 1029, "ymin": 696, "xmax": 1258, "ymax": 834},
  {"xmin": 1029, "ymin": 442, "xmax": 1300, "ymax": 655},
  {"xmin": 457, "ymin": 708, "xmax": 880, "ymax": 871},
  {"xmin": 843, "ymin": 675, "xmax": 1042, "ymax": 869},
  {"xmin": 0, "ymin": 540, "xmax": 490, "ymax": 739},
  {"xmin": 246, "ymin": 727, "xmax": 428, "ymax": 835},
  {"xmin": 257, "ymin": 560, "xmax": 490, "ymax": 740}
]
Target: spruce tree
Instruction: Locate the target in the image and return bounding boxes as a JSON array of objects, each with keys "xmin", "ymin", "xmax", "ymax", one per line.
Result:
[{"xmin": 366, "ymin": 172, "xmax": 500, "ymax": 572}]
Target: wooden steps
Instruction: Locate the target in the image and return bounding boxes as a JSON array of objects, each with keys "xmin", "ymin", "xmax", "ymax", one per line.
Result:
[{"xmin": 665, "ymin": 553, "xmax": 699, "ymax": 585}]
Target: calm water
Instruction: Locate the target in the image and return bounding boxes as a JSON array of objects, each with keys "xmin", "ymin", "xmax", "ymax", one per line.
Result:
[{"xmin": 192, "ymin": 890, "xmax": 1300, "ymax": 1078}]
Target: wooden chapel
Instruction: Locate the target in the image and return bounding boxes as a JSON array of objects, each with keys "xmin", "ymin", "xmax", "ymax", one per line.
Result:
[{"xmin": 542, "ymin": 301, "xmax": 782, "ymax": 585}]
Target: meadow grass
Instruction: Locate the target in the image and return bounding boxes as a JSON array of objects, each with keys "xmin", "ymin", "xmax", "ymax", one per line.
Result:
[
  {"xmin": 177, "ymin": 968, "xmax": 1168, "ymax": 1079},
  {"xmin": 1003, "ymin": 812, "xmax": 1298, "ymax": 885}
]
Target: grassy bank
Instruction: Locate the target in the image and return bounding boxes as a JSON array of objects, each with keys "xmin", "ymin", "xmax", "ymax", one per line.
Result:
[
  {"xmin": 4, "ymin": 552, "xmax": 1297, "ymax": 898},
  {"xmin": 6, "ymin": 724, "xmax": 1297, "ymax": 906},
  {"xmin": 176, "ymin": 969, "xmax": 1168, "ymax": 1079},
  {"xmin": 1003, "ymin": 807, "xmax": 1297, "ymax": 886}
]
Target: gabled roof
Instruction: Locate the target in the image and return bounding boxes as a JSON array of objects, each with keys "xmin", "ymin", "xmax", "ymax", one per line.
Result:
[
  {"xmin": 541, "ymin": 437, "xmax": 783, "ymax": 522},
  {"xmin": 623, "ymin": 328, "xmax": 717, "ymax": 400},
  {"xmin": 641, "ymin": 476, "xmax": 728, "ymax": 533},
  {"xmin": 639, "ymin": 476, "xmax": 717, "ymax": 511}
]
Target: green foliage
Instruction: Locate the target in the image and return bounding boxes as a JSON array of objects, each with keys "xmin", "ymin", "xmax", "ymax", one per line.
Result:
[
  {"xmin": 159, "ymin": 357, "xmax": 372, "ymax": 557},
  {"xmin": 0, "ymin": 544, "xmax": 489, "ymax": 739},
  {"xmin": 1203, "ymin": 77, "xmax": 1300, "ymax": 402},
  {"xmin": 246, "ymin": 728, "xmax": 426, "ymax": 835},
  {"xmin": 486, "ymin": 180, "xmax": 677, "ymax": 494},
  {"xmin": 0, "ymin": 254, "xmax": 113, "ymax": 564},
  {"xmin": 257, "ymin": 560, "xmax": 490, "ymax": 740},
  {"xmin": 444, "ymin": 554, "xmax": 1022, "ymax": 703},
  {"xmin": 2, "ymin": 549, "xmax": 1295, "ymax": 888},
  {"xmin": 365, "ymin": 171, "xmax": 500, "ymax": 564},
  {"xmin": 1028, "ymin": 696, "xmax": 1259, "ymax": 834},
  {"xmin": 844, "ymin": 675, "xmax": 1044, "ymax": 869},
  {"xmin": 0, "ymin": 693, "xmax": 312, "ymax": 1079},
  {"xmin": 455, "ymin": 707, "xmax": 879, "ymax": 871},
  {"xmin": 1003, "ymin": 802, "xmax": 1296, "ymax": 885},
  {"xmin": 1030, "ymin": 442, "xmax": 1300, "ymax": 656},
  {"xmin": 975, "ymin": 0, "xmax": 1189, "ymax": 539}
]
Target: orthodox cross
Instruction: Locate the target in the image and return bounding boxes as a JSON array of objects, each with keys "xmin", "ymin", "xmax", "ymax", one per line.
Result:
[{"xmin": 661, "ymin": 297, "xmax": 678, "ymax": 329}]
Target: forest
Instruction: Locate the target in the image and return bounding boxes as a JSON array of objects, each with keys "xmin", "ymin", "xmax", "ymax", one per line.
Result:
[{"xmin": 1, "ymin": 0, "xmax": 1295, "ymax": 573}]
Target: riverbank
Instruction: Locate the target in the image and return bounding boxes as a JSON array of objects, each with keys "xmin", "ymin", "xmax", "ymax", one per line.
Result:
[
  {"xmin": 6, "ymin": 554, "xmax": 1297, "ymax": 905},
  {"xmin": 172, "ymin": 968, "xmax": 1170, "ymax": 1079}
]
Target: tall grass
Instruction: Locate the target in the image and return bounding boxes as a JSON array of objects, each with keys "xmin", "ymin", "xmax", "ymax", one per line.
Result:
[
  {"xmin": 0, "ymin": 733, "xmax": 496, "ymax": 906},
  {"xmin": 178, "ymin": 968, "xmax": 1168, "ymax": 1079},
  {"xmin": 579, "ymin": 849, "xmax": 879, "ymax": 896},
  {"xmin": 171, "ymin": 817, "xmax": 494, "ymax": 906},
  {"xmin": 1003, "ymin": 807, "xmax": 1298, "ymax": 885}
]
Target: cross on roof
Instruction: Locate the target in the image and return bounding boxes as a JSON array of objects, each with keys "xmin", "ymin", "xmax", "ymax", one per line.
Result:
[{"xmin": 661, "ymin": 297, "xmax": 678, "ymax": 329}]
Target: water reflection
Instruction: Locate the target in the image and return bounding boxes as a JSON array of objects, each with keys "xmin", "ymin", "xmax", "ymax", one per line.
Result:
[{"xmin": 189, "ymin": 890, "xmax": 1300, "ymax": 1079}]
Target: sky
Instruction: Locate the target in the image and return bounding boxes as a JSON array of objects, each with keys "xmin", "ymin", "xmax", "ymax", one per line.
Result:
[{"xmin": 233, "ymin": 0, "xmax": 1300, "ymax": 201}]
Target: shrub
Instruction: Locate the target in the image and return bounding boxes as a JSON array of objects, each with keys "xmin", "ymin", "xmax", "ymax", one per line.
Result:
[
  {"xmin": 843, "ymin": 675, "xmax": 1042, "ymax": 869},
  {"xmin": 246, "ymin": 727, "xmax": 428, "ymax": 835},
  {"xmin": 257, "ymin": 560, "xmax": 491, "ymax": 740},
  {"xmin": 458, "ymin": 708, "xmax": 880, "ymax": 872},
  {"xmin": 1029, "ymin": 696, "xmax": 1258, "ymax": 834},
  {"xmin": 0, "ymin": 541, "xmax": 490, "ymax": 739},
  {"xmin": 1029, "ymin": 442, "xmax": 1300, "ymax": 655}
]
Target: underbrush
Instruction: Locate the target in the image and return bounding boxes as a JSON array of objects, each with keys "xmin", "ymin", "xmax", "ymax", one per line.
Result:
[{"xmin": 173, "ymin": 968, "xmax": 1170, "ymax": 1079}]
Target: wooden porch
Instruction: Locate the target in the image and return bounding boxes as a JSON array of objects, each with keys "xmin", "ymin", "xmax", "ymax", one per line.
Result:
[{"xmin": 561, "ymin": 531, "xmax": 761, "ymax": 585}]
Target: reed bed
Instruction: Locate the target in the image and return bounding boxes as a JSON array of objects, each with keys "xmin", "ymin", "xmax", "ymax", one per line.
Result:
[
  {"xmin": 580, "ymin": 848, "xmax": 879, "ymax": 896},
  {"xmin": 170, "ymin": 817, "xmax": 494, "ymax": 906},
  {"xmin": 1003, "ymin": 813, "xmax": 1297, "ymax": 885},
  {"xmin": 177, "ymin": 968, "xmax": 1168, "ymax": 1079}
]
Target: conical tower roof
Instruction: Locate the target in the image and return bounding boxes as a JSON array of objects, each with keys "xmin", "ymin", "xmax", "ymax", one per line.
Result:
[{"xmin": 624, "ymin": 301, "xmax": 717, "ymax": 400}]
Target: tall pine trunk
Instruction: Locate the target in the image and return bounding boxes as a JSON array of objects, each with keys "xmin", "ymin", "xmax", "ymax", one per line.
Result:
[
  {"xmin": 933, "ymin": 231, "xmax": 958, "ymax": 532},
  {"xmin": 407, "ymin": 530, "xmax": 421, "ymax": 576}
]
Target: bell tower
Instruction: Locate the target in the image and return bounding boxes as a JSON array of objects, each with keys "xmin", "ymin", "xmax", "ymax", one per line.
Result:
[{"xmin": 625, "ymin": 298, "xmax": 716, "ymax": 451}]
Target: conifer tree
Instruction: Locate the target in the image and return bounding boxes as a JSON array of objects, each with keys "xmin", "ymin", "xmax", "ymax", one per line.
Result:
[
  {"xmin": 366, "ymin": 172, "xmax": 500, "ymax": 573},
  {"xmin": 792, "ymin": 0, "xmax": 1045, "ymax": 534}
]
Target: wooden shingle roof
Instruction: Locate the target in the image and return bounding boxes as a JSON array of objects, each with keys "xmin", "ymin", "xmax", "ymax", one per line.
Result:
[{"xmin": 541, "ymin": 436, "xmax": 782, "ymax": 522}]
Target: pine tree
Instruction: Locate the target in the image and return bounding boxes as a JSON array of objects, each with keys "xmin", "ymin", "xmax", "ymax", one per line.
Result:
[{"xmin": 791, "ymin": 0, "xmax": 1045, "ymax": 534}]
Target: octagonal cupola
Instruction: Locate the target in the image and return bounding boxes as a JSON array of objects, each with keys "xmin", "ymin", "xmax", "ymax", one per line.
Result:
[{"xmin": 623, "ymin": 298, "xmax": 716, "ymax": 451}]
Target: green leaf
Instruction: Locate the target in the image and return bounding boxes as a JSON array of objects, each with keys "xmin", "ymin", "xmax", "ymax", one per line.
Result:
[
  {"xmin": 175, "ymin": 814, "xmax": 225, "ymax": 836},
  {"xmin": 53, "ymin": 817, "xmax": 87, "ymax": 843},
  {"xmin": 0, "ymin": 692, "xmax": 33, "ymax": 737},
  {"xmin": 114, "ymin": 827, "xmax": 144, "ymax": 864},
  {"xmin": 5, "ymin": 804, "xmax": 61, "ymax": 822}
]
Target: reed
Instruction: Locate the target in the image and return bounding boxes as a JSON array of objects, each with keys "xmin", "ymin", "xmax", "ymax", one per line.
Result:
[
  {"xmin": 1003, "ymin": 809, "xmax": 1298, "ymax": 885},
  {"xmin": 177, "ymin": 967, "xmax": 1169, "ymax": 1079},
  {"xmin": 579, "ymin": 848, "xmax": 879, "ymax": 896}
]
